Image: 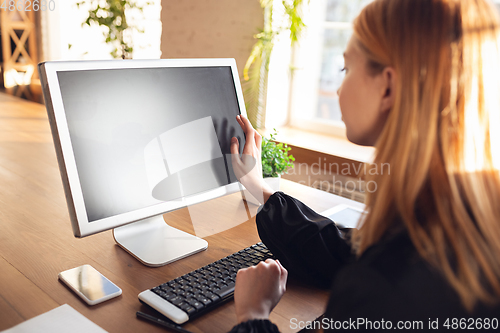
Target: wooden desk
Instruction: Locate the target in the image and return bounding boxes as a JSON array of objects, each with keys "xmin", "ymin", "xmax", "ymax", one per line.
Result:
[{"xmin": 0, "ymin": 93, "xmax": 364, "ymax": 332}]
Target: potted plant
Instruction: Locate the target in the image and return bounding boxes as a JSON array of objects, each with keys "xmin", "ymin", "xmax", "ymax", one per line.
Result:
[
  {"xmin": 76, "ymin": 0, "xmax": 150, "ymax": 59},
  {"xmin": 262, "ymin": 130, "xmax": 295, "ymax": 177},
  {"xmin": 244, "ymin": 130, "xmax": 295, "ymax": 205}
]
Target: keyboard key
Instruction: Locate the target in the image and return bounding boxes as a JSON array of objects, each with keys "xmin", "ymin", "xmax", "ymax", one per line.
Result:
[
  {"xmin": 196, "ymin": 296, "xmax": 212, "ymax": 306},
  {"xmin": 183, "ymin": 306, "xmax": 196, "ymax": 316},
  {"xmin": 185, "ymin": 275, "xmax": 196, "ymax": 282},
  {"xmin": 215, "ymin": 282, "xmax": 235, "ymax": 298},
  {"xmin": 200, "ymin": 269, "xmax": 211, "ymax": 276},
  {"xmin": 201, "ymin": 290, "xmax": 213, "ymax": 297},
  {"xmin": 180, "ymin": 285, "xmax": 193, "ymax": 292},
  {"xmin": 216, "ymin": 281, "xmax": 227, "ymax": 287},
  {"xmin": 179, "ymin": 302, "xmax": 191, "ymax": 311},
  {"xmin": 199, "ymin": 284, "xmax": 210, "ymax": 291},
  {"xmin": 170, "ymin": 296, "xmax": 184, "ymax": 305},
  {"xmin": 250, "ymin": 259, "xmax": 262, "ymax": 265},
  {"xmin": 187, "ymin": 298, "xmax": 204, "ymax": 310}
]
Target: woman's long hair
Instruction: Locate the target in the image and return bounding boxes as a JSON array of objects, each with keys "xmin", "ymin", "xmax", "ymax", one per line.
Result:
[{"xmin": 352, "ymin": 0, "xmax": 500, "ymax": 311}]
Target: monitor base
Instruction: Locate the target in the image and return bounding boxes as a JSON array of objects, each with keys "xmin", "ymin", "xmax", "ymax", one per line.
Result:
[{"xmin": 113, "ymin": 215, "xmax": 208, "ymax": 267}]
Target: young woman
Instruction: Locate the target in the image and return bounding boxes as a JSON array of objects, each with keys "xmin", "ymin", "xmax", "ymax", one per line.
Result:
[{"xmin": 228, "ymin": 0, "xmax": 500, "ymax": 331}]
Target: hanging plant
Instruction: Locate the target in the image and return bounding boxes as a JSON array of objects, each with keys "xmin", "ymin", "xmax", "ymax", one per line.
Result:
[{"xmin": 243, "ymin": 0, "xmax": 306, "ymax": 129}]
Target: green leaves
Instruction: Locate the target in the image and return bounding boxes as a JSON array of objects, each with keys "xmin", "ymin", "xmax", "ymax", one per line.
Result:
[
  {"xmin": 283, "ymin": 0, "xmax": 306, "ymax": 44},
  {"xmin": 261, "ymin": 129, "xmax": 295, "ymax": 178},
  {"xmin": 78, "ymin": 0, "xmax": 147, "ymax": 59},
  {"xmin": 243, "ymin": 0, "xmax": 306, "ymax": 129}
]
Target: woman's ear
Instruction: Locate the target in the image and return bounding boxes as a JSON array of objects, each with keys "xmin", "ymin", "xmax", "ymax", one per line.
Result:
[{"xmin": 379, "ymin": 67, "xmax": 397, "ymax": 114}]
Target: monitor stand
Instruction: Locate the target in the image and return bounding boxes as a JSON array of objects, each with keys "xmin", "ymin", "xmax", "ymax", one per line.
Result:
[{"xmin": 113, "ymin": 215, "xmax": 208, "ymax": 267}]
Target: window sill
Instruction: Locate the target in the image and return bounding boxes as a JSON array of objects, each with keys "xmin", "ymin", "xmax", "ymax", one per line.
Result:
[{"xmin": 260, "ymin": 126, "xmax": 375, "ymax": 164}]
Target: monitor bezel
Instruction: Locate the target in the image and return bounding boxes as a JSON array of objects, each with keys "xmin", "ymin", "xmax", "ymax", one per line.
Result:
[{"xmin": 39, "ymin": 58, "xmax": 247, "ymax": 237}]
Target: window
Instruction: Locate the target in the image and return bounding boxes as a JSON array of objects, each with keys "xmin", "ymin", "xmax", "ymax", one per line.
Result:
[
  {"xmin": 40, "ymin": 0, "xmax": 161, "ymax": 61},
  {"xmin": 288, "ymin": 0, "xmax": 372, "ymax": 137}
]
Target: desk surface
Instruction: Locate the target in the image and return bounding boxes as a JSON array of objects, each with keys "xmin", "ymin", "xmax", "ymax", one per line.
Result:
[{"xmin": 0, "ymin": 93, "xmax": 364, "ymax": 332}]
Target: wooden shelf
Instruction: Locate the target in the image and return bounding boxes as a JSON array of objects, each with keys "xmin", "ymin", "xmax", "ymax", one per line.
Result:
[{"xmin": 1, "ymin": 9, "xmax": 39, "ymax": 101}]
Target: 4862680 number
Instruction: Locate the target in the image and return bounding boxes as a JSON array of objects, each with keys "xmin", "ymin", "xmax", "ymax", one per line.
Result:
[
  {"xmin": 0, "ymin": 0, "xmax": 56, "ymax": 11},
  {"xmin": 443, "ymin": 318, "xmax": 499, "ymax": 330}
]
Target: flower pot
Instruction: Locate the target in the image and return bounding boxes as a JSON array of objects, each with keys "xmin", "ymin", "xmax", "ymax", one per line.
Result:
[{"xmin": 242, "ymin": 176, "xmax": 281, "ymax": 206}]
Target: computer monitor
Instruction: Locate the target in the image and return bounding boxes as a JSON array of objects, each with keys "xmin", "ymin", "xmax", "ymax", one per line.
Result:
[{"xmin": 39, "ymin": 59, "xmax": 247, "ymax": 267}]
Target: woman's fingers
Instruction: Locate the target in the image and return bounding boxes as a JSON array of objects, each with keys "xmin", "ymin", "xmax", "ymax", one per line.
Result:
[
  {"xmin": 231, "ymin": 114, "xmax": 271, "ymax": 203},
  {"xmin": 235, "ymin": 115, "xmax": 261, "ymax": 153},
  {"xmin": 276, "ymin": 260, "xmax": 288, "ymax": 289},
  {"xmin": 236, "ymin": 114, "xmax": 245, "ymax": 128},
  {"xmin": 264, "ymin": 259, "xmax": 287, "ymax": 291},
  {"xmin": 237, "ymin": 115, "xmax": 256, "ymax": 148},
  {"xmin": 230, "ymin": 136, "xmax": 241, "ymax": 165},
  {"xmin": 255, "ymin": 131, "xmax": 262, "ymax": 150},
  {"xmin": 230, "ymin": 137, "xmax": 240, "ymax": 153}
]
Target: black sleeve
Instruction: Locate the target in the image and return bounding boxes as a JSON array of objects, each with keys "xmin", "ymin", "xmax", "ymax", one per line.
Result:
[
  {"xmin": 228, "ymin": 319, "xmax": 280, "ymax": 333},
  {"xmin": 256, "ymin": 192, "xmax": 354, "ymax": 288}
]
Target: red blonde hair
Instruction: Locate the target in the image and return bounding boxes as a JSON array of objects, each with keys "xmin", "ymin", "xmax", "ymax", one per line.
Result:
[{"xmin": 352, "ymin": 0, "xmax": 500, "ymax": 310}]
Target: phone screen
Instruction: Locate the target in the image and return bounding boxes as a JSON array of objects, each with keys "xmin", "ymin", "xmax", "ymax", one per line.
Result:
[{"xmin": 59, "ymin": 265, "xmax": 121, "ymax": 301}]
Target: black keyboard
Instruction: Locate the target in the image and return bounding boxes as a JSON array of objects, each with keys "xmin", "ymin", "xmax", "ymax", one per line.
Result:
[{"xmin": 138, "ymin": 242, "xmax": 274, "ymax": 324}]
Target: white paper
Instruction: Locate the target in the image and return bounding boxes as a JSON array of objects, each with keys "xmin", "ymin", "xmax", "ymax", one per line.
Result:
[{"xmin": 1, "ymin": 304, "xmax": 108, "ymax": 333}]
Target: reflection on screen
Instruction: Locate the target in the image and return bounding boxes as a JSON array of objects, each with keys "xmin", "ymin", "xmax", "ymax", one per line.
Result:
[{"xmin": 57, "ymin": 66, "xmax": 244, "ymax": 222}]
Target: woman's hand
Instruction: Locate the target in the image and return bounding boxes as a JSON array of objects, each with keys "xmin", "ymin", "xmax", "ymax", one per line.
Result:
[
  {"xmin": 234, "ymin": 259, "xmax": 288, "ymax": 323},
  {"xmin": 230, "ymin": 115, "xmax": 275, "ymax": 204}
]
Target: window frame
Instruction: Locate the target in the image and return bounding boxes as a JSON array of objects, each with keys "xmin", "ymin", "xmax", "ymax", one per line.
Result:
[{"xmin": 287, "ymin": 0, "xmax": 364, "ymax": 138}]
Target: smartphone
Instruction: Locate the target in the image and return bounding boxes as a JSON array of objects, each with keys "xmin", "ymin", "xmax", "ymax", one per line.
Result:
[{"xmin": 58, "ymin": 264, "xmax": 122, "ymax": 305}]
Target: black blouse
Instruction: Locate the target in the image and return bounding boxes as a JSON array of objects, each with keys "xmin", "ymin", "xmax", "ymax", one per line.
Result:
[{"xmin": 228, "ymin": 192, "xmax": 500, "ymax": 333}]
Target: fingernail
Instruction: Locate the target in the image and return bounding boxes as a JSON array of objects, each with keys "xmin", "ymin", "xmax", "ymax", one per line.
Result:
[{"xmin": 231, "ymin": 137, "xmax": 237, "ymax": 143}]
